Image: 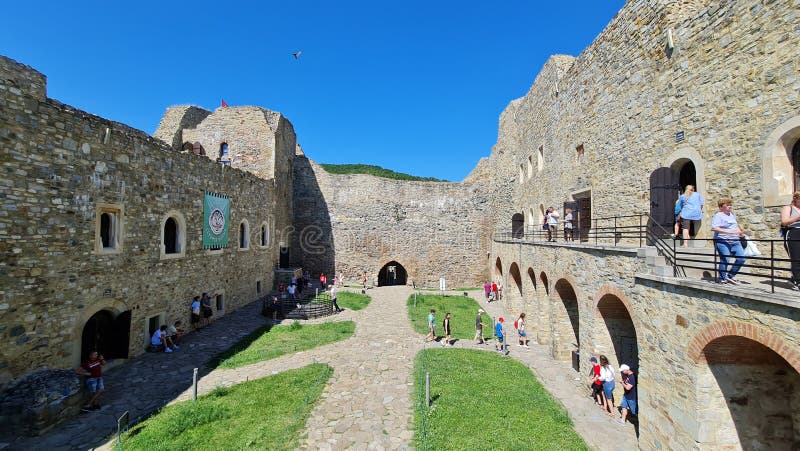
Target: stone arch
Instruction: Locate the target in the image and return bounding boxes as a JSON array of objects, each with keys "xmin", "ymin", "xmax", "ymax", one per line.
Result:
[
  {"xmin": 762, "ymin": 115, "xmax": 800, "ymax": 206},
  {"xmin": 551, "ymin": 278, "xmax": 580, "ymax": 368},
  {"xmin": 378, "ymin": 260, "xmax": 407, "ymax": 286},
  {"xmin": 526, "ymin": 267, "xmax": 537, "ymax": 291},
  {"xmin": 259, "ymin": 221, "xmax": 270, "ymax": 248},
  {"xmin": 508, "ymin": 263, "xmax": 522, "ymax": 296},
  {"xmin": 688, "ymin": 322, "xmax": 800, "ymax": 449},
  {"xmin": 593, "ymin": 290, "xmax": 639, "ymax": 377},
  {"xmin": 539, "ymin": 271, "xmax": 549, "ymax": 295},
  {"xmin": 494, "ymin": 257, "xmax": 503, "ymax": 278},
  {"xmin": 160, "ymin": 210, "xmax": 186, "ymax": 258},
  {"xmin": 71, "ymin": 299, "xmax": 130, "ymax": 367},
  {"xmin": 665, "ymin": 147, "xmax": 708, "ymax": 239},
  {"xmin": 239, "ymin": 219, "xmax": 250, "ymax": 249}
]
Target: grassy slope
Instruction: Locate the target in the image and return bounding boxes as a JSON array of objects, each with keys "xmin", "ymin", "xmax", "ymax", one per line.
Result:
[
  {"xmin": 337, "ymin": 291, "xmax": 371, "ymax": 311},
  {"xmin": 413, "ymin": 349, "xmax": 588, "ymax": 450},
  {"xmin": 122, "ymin": 363, "xmax": 332, "ymax": 451},
  {"xmin": 214, "ymin": 321, "xmax": 355, "ymax": 369},
  {"xmin": 319, "ymin": 163, "xmax": 447, "ymax": 182},
  {"xmin": 407, "ymin": 295, "xmax": 487, "ymax": 340}
]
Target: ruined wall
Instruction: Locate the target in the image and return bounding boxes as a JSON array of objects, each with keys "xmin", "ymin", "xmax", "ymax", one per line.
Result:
[
  {"xmin": 0, "ymin": 56, "xmax": 282, "ymax": 385},
  {"xmin": 293, "ymin": 157, "xmax": 492, "ymax": 288}
]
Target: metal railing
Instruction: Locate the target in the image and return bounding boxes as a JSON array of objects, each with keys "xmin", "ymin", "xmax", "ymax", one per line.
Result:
[{"xmin": 495, "ymin": 213, "xmax": 799, "ymax": 294}]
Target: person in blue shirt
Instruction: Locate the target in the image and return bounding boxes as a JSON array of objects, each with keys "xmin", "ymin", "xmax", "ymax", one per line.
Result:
[
  {"xmin": 711, "ymin": 198, "xmax": 746, "ymax": 284},
  {"xmin": 618, "ymin": 364, "xmax": 637, "ymax": 425},
  {"xmin": 678, "ymin": 185, "xmax": 704, "ymax": 247},
  {"xmin": 495, "ymin": 317, "xmax": 505, "ymax": 352},
  {"xmin": 425, "ymin": 309, "xmax": 436, "ymax": 342}
]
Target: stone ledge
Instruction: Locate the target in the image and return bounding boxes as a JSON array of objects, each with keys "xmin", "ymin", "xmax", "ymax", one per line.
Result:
[{"xmin": 635, "ymin": 273, "xmax": 800, "ymax": 309}]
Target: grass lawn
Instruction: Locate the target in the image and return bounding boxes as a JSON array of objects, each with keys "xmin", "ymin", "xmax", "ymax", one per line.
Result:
[
  {"xmin": 214, "ymin": 321, "xmax": 355, "ymax": 369},
  {"xmin": 121, "ymin": 363, "xmax": 332, "ymax": 451},
  {"xmin": 407, "ymin": 294, "xmax": 488, "ymax": 340},
  {"xmin": 413, "ymin": 349, "xmax": 587, "ymax": 450},
  {"xmin": 337, "ymin": 291, "xmax": 371, "ymax": 311}
]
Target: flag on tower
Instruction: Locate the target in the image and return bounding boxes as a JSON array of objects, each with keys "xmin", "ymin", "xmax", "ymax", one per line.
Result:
[{"xmin": 221, "ymin": 98, "xmax": 228, "ymax": 108}]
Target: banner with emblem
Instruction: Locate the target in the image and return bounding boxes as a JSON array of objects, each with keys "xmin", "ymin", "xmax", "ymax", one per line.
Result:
[{"xmin": 202, "ymin": 191, "xmax": 230, "ymax": 249}]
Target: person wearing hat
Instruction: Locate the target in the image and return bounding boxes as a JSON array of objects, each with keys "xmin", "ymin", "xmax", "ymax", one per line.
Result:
[
  {"xmin": 618, "ymin": 364, "xmax": 637, "ymax": 425},
  {"xmin": 494, "ymin": 317, "xmax": 505, "ymax": 352},
  {"xmin": 474, "ymin": 309, "xmax": 486, "ymax": 344}
]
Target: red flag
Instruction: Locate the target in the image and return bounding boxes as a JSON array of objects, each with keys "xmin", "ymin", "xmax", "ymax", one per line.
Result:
[{"xmin": 221, "ymin": 98, "xmax": 228, "ymax": 108}]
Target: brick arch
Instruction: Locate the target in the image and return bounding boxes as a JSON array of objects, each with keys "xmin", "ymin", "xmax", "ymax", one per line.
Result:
[
  {"xmin": 687, "ymin": 321, "xmax": 800, "ymax": 374},
  {"xmin": 494, "ymin": 257, "xmax": 503, "ymax": 278},
  {"xmin": 508, "ymin": 262, "xmax": 522, "ymax": 295},
  {"xmin": 548, "ymin": 273, "xmax": 585, "ymax": 302},
  {"xmin": 592, "ymin": 284, "xmax": 642, "ymax": 332},
  {"xmin": 526, "ymin": 267, "xmax": 537, "ymax": 290}
]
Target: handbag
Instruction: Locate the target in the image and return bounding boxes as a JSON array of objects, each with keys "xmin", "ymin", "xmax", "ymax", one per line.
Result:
[{"xmin": 741, "ymin": 236, "xmax": 761, "ymax": 257}]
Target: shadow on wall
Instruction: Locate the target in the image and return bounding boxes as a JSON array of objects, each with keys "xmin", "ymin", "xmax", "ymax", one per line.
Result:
[{"xmin": 292, "ymin": 156, "xmax": 335, "ymax": 275}]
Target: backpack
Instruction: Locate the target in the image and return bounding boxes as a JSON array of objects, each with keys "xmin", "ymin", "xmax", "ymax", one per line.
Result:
[{"xmin": 513, "ymin": 319, "xmax": 519, "ymax": 330}]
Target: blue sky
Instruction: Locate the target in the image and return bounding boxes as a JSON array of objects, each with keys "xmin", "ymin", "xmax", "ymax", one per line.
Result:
[{"xmin": 2, "ymin": 1, "xmax": 624, "ymax": 181}]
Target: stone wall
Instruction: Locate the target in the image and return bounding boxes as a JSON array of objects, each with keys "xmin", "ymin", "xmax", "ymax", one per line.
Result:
[
  {"xmin": 491, "ymin": 241, "xmax": 800, "ymax": 449},
  {"xmin": 293, "ymin": 157, "xmax": 493, "ymax": 288},
  {"xmin": 0, "ymin": 55, "xmax": 284, "ymax": 386}
]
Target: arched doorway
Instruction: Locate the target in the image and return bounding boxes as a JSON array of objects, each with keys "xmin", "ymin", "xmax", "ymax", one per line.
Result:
[
  {"xmin": 81, "ymin": 310, "xmax": 131, "ymax": 361},
  {"xmin": 553, "ymin": 279, "xmax": 580, "ymax": 370},
  {"xmin": 696, "ymin": 336, "xmax": 799, "ymax": 449},
  {"xmin": 511, "ymin": 213, "xmax": 524, "ymax": 238},
  {"xmin": 377, "ymin": 261, "xmax": 407, "ymax": 286},
  {"xmin": 793, "ymin": 139, "xmax": 800, "ymax": 191},
  {"xmin": 595, "ymin": 294, "xmax": 639, "ymax": 372}
]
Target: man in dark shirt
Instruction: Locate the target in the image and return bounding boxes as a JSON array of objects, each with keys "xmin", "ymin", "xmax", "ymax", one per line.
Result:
[
  {"xmin": 618, "ymin": 364, "xmax": 637, "ymax": 425},
  {"xmin": 474, "ymin": 309, "xmax": 486, "ymax": 344},
  {"xmin": 76, "ymin": 351, "xmax": 105, "ymax": 412}
]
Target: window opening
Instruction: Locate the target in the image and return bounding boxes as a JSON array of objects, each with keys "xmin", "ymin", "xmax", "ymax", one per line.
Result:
[{"xmin": 164, "ymin": 217, "xmax": 178, "ymax": 254}]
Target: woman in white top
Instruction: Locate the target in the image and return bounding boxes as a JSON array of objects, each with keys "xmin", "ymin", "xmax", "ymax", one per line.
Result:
[
  {"xmin": 515, "ymin": 313, "xmax": 529, "ymax": 348},
  {"xmin": 599, "ymin": 355, "xmax": 616, "ymax": 417},
  {"xmin": 780, "ymin": 191, "xmax": 800, "ymax": 291}
]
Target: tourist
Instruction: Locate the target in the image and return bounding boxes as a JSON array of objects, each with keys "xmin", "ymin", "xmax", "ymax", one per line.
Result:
[
  {"xmin": 362, "ymin": 272, "xmax": 367, "ymax": 290},
  {"xmin": 287, "ymin": 282, "xmax": 296, "ymax": 301},
  {"xmin": 542, "ymin": 208, "xmax": 551, "ymax": 240},
  {"xmin": 547, "ymin": 207, "xmax": 560, "ymax": 242},
  {"xmin": 442, "ymin": 312, "xmax": 452, "ymax": 346},
  {"xmin": 564, "ymin": 208, "xmax": 574, "ymax": 241},
  {"xmin": 599, "ymin": 355, "xmax": 616, "ymax": 417},
  {"xmin": 75, "ymin": 351, "xmax": 105, "ymax": 412},
  {"xmin": 151, "ymin": 325, "xmax": 179, "ymax": 353},
  {"xmin": 710, "ymin": 198, "xmax": 746, "ymax": 284},
  {"xmin": 515, "ymin": 313, "xmax": 529, "ymax": 348},
  {"xmin": 320, "ymin": 273, "xmax": 327, "ymax": 291},
  {"xmin": 780, "ymin": 191, "xmax": 800, "ymax": 291},
  {"xmin": 618, "ymin": 364, "xmax": 637, "ymax": 425},
  {"xmin": 201, "ymin": 292, "xmax": 214, "ymax": 326},
  {"xmin": 678, "ymin": 185, "xmax": 704, "ymax": 247},
  {"xmin": 589, "ymin": 357, "xmax": 604, "ymax": 407},
  {"xmin": 269, "ymin": 295, "xmax": 281, "ymax": 322},
  {"xmin": 167, "ymin": 320, "xmax": 184, "ymax": 345},
  {"xmin": 329, "ymin": 284, "xmax": 342, "ymax": 313},
  {"xmin": 339, "ymin": 272, "xmax": 344, "ymax": 287},
  {"xmin": 494, "ymin": 317, "xmax": 505, "ymax": 352},
  {"xmin": 425, "ymin": 309, "xmax": 436, "ymax": 342},
  {"xmin": 484, "ymin": 281, "xmax": 491, "ymax": 300},
  {"xmin": 490, "ymin": 281, "xmax": 498, "ymax": 302},
  {"xmin": 474, "ymin": 309, "xmax": 486, "ymax": 344},
  {"xmin": 190, "ymin": 296, "xmax": 201, "ymax": 329}
]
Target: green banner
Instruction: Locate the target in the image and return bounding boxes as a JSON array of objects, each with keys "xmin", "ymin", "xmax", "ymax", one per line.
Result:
[{"xmin": 203, "ymin": 192, "xmax": 230, "ymax": 249}]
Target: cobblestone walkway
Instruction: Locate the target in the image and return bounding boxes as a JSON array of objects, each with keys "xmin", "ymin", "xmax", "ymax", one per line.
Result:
[{"xmin": 11, "ymin": 286, "xmax": 635, "ymax": 451}]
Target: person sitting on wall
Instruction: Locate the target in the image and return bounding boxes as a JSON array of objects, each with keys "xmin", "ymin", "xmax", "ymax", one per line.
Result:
[
  {"xmin": 167, "ymin": 320, "xmax": 184, "ymax": 345},
  {"xmin": 76, "ymin": 351, "xmax": 105, "ymax": 412},
  {"xmin": 151, "ymin": 325, "xmax": 179, "ymax": 353}
]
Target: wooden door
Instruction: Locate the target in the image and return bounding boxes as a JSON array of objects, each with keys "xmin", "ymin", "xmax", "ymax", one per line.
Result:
[
  {"xmin": 649, "ymin": 167, "xmax": 679, "ymax": 233},
  {"xmin": 578, "ymin": 198, "xmax": 592, "ymax": 242}
]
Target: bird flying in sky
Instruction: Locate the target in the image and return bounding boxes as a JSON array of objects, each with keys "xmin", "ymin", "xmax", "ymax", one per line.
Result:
[{"xmin": 292, "ymin": 50, "xmax": 302, "ymax": 60}]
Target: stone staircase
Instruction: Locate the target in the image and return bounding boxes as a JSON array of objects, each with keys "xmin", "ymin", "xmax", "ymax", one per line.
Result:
[{"xmin": 639, "ymin": 243, "xmax": 735, "ymax": 280}]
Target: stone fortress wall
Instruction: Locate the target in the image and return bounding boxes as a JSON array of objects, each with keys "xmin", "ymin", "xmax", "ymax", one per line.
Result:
[
  {"xmin": 293, "ymin": 157, "xmax": 493, "ymax": 288},
  {"xmin": 486, "ymin": 0, "xmax": 800, "ymax": 449},
  {"xmin": 0, "ymin": 56, "xmax": 291, "ymax": 386}
]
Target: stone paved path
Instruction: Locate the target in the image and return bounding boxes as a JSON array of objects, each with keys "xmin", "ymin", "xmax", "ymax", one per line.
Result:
[{"xmin": 10, "ymin": 285, "xmax": 636, "ymax": 450}]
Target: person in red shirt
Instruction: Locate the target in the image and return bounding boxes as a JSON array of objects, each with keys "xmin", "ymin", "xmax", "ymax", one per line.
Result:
[
  {"xmin": 320, "ymin": 273, "xmax": 327, "ymax": 290},
  {"xmin": 589, "ymin": 356, "xmax": 604, "ymax": 407},
  {"xmin": 76, "ymin": 351, "xmax": 105, "ymax": 412},
  {"xmin": 490, "ymin": 282, "xmax": 498, "ymax": 302}
]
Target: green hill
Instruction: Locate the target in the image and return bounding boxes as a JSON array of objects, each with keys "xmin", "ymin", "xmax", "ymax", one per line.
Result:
[{"xmin": 318, "ymin": 164, "xmax": 447, "ymax": 182}]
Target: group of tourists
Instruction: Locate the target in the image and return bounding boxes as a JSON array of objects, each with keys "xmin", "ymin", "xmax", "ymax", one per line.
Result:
[
  {"xmin": 588, "ymin": 355, "xmax": 637, "ymax": 426},
  {"xmin": 542, "ymin": 207, "xmax": 574, "ymax": 242},
  {"xmin": 672, "ymin": 185, "xmax": 800, "ymax": 290},
  {"xmin": 483, "ymin": 281, "xmax": 502, "ymax": 302},
  {"xmin": 190, "ymin": 293, "xmax": 215, "ymax": 328}
]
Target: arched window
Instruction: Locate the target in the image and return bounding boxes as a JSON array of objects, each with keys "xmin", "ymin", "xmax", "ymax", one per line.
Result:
[
  {"xmin": 160, "ymin": 212, "xmax": 186, "ymax": 259},
  {"xmin": 95, "ymin": 204, "xmax": 123, "ymax": 253},
  {"xmin": 220, "ymin": 143, "xmax": 229, "ymax": 158},
  {"xmin": 164, "ymin": 218, "xmax": 178, "ymax": 254},
  {"xmin": 100, "ymin": 213, "xmax": 113, "ymax": 248},
  {"xmin": 260, "ymin": 223, "xmax": 269, "ymax": 247},
  {"xmin": 182, "ymin": 142, "xmax": 193, "ymax": 153},
  {"xmin": 239, "ymin": 220, "xmax": 249, "ymax": 249},
  {"xmin": 537, "ymin": 146, "xmax": 544, "ymax": 172}
]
